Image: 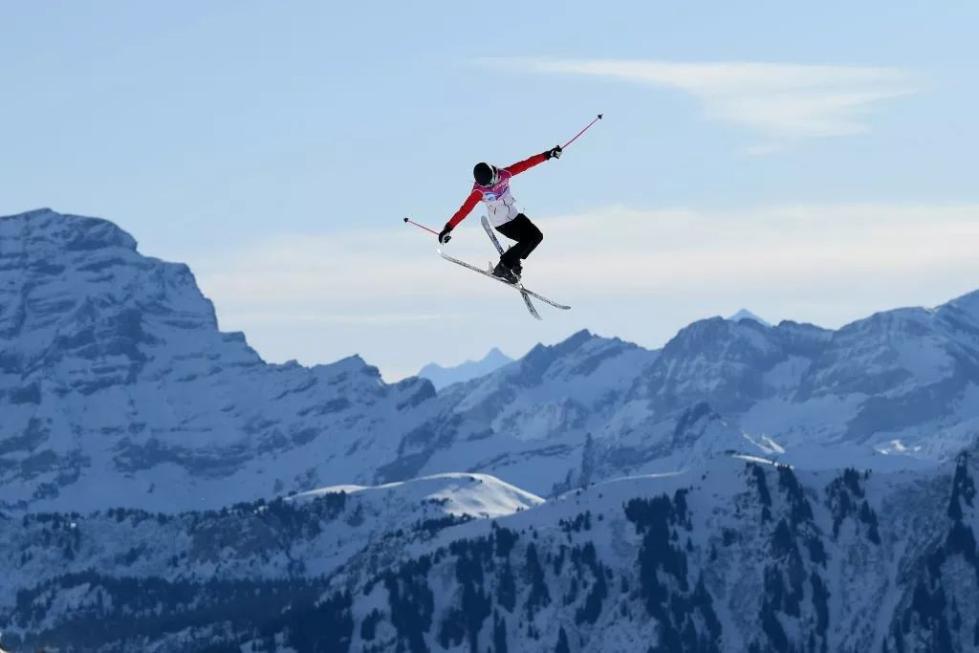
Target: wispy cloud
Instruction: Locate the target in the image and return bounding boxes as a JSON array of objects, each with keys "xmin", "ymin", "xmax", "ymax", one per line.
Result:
[
  {"xmin": 482, "ymin": 58, "xmax": 916, "ymax": 151},
  {"xmin": 184, "ymin": 201, "xmax": 979, "ymax": 377},
  {"xmin": 193, "ymin": 202, "xmax": 979, "ymax": 342},
  {"xmin": 215, "ymin": 311, "xmax": 457, "ymax": 327},
  {"xmin": 533, "ymin": 203, "xmax": 979, "ymax": 294}
]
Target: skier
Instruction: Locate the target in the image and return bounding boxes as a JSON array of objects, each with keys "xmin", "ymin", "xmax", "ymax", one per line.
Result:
[{"xmin": 437, "ymin": 145, "xmax": 563, "ymax": 284}]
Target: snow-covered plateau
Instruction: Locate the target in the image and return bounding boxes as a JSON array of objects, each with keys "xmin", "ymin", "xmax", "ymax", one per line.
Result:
[{"xmin": 1, "ymin": 209, "xmax": 977, "ymax": 652}]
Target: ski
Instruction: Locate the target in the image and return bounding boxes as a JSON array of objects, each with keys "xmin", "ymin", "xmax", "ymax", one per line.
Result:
[
  {"xmin": 480, "ymin": 215, "xmax": 506, "ymax": 257},
  {"xmin": 518, "ymin": 283, "xmax": 542, "ymax": 319},
  {"xmin": 437, "ymin": 250, "xmax": 571, "ymax": 311},
  {"xmin": 513, "ymin": 278, "xmax": 542, "ymax": 320},
  {"xmin": 480, "ymin": 216, "xmax": 541, "ymax": 319}
]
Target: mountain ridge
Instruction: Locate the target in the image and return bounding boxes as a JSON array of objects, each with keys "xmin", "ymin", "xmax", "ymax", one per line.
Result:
[{"xmin": 3, "ymin": 208, "xmax": 979, "ymax": 513}]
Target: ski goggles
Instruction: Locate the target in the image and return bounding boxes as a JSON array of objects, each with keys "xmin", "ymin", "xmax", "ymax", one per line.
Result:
[{"xmin": 488, "ymin": 166, "xmax": 500, "ymax": 185}]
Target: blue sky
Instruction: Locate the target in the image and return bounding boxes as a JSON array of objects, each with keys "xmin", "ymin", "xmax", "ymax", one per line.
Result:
[{"xmin": 3, "ymin": 2, "xmax": 978, "ymax": 378}]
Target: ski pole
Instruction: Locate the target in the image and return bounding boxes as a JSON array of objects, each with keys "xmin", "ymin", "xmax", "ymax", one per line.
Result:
[
  {"xmin": 403, "ymin": 217, "xmax": 440, "ymax": 236},
  {"xmin": 562, "ymin": 113, "xmax": 603, "ymax": 150}
]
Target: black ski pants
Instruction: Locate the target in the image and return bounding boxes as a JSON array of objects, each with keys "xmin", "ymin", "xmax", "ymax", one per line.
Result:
[{"xmin": 496, "ymin": 213, "xmax": 543, "ymax": 269}]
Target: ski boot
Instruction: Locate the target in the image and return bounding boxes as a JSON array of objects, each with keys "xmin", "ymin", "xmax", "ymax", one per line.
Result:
[{"xmin": 492, "ymin": 260, "xmax": 520, "ymax": 284}]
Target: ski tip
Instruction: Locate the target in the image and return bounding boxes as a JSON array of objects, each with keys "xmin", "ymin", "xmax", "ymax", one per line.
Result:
[
  {"xmin": 403, "ymin": 217, "xmax": 409, "ymax": 222},
  {"xmin": 597, "ymin": 113, "xmax": 604, "ymax": 119}
]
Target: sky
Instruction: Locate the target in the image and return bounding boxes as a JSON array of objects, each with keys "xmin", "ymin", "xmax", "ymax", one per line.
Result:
[{"xmin": 2, "ymin": 2, "xmax": 978, "ymax": 379}]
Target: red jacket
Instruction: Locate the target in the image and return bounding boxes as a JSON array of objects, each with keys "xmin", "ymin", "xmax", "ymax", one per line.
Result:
[{"xmin": 446, "ymin": 152, "xmax": 549, "ymax": 229}]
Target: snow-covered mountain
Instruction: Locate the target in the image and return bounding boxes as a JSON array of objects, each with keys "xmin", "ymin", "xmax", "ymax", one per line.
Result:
[
  {"xmin": 292, "ymin": 472, "xmax": 543, "ymax": 519},
  {"xmin": 2, "ymin": 208, "xmax": 979, "ymax": 652},
  {"xmin": 3, "ymin": 208, "xmax": 979, "ymax": 513},
  {"xmin": 322, "ymin": 449, "xmax": 979, "ymax": 653},
  {"xmin": 391, "ymin": 294, "xmax": 979, "ymax": 494},
  {"xmin": 0, "ymin": 209, "xmax": 435, "ymax": 512},
  {"xmin": 417, "ymin": 347, "xmax": 514, "ymax": 391},
  {"xmin": 2, "ymin": 448, "xmax": 975, "ymax": 651}
]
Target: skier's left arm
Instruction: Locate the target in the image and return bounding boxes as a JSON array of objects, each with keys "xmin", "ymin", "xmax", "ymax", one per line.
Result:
[{"xmin": 503, "ymin": 146, "xmax": 563, "ymax": 176}]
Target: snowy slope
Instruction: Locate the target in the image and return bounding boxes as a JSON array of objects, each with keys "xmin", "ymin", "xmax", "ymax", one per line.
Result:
[
  {"xmin": 0, "ymin": 471, "xmax": 538, "ymax": 651},
  {"xmin": 310, "ymin": 446, "xmax": 979, "ymax": 653},
  {"xmin": 3, "ymin": 446, "xmax": 976, "ymax": 652},
  {"xmin": 0, "ymin": 473, "xmax": 537, "ymax": 618},
  {"xmin": 293, "ymin": 472, "xmax": 542, "ymax": 519},
  {"xmin": 418, "ymin": 347, "xmax": 514, "ymax": 390}
]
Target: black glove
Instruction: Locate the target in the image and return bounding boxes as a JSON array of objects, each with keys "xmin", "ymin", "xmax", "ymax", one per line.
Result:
[
  {"xmin": 438, "ymin": 224, "xmax": 453, "ymax": 244},
  {"xmin": 545, "ymin": 145, "xmax": 563, "ymax": 160}
]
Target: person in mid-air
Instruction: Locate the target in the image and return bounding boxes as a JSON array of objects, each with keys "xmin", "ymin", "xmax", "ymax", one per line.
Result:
[{"xmin": 438, "ymin": 144, "xmax": 563, "ymax": 284}]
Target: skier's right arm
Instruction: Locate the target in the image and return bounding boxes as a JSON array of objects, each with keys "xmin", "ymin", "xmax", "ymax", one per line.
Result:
[{"xmin": 440, "ymin": 189, "xmax": 481, "ymax": 243}]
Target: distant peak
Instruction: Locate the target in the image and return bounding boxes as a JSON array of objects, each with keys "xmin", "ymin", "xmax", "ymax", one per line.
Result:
[
  {"xmin": 728, "ymin": 309, "xmax": 771, "ymax": 327},
  {"xmin": 475, "ymin": 347, "xmax": 511, "ymax": 364},
  {"xmin": 417, "ymin": 347, "xmax": 514, "ymax": 391}
]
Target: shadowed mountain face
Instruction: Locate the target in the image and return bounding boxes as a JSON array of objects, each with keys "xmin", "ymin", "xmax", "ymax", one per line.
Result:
[{"xmin": 2, "ymin": 209, "xmax": 979, "ymax": 511}]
